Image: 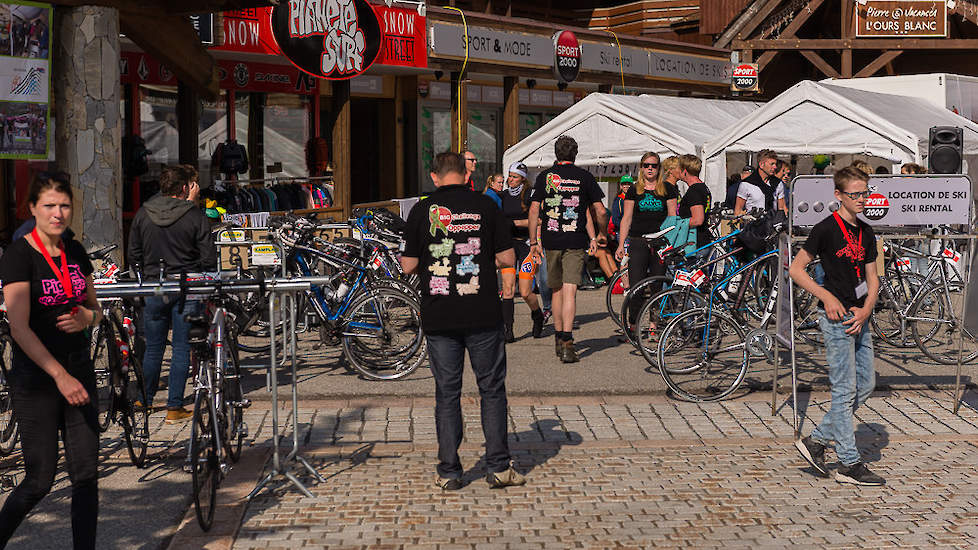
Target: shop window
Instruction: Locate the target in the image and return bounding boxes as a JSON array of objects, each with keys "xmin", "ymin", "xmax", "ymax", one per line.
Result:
[
  {"xmin": 139, "ymin": 85, "xmax": 178, "ymax": 182},
  {"xmin": 419, "ymin": 104, "xmax": 501, "ymax": 193},
  {"xmin": 418, "ymin": 104, "xmax": 451, "ymax": 193},
  {"xmin": 467, "ymin": 107, "xmax": 499, "ymax": 190},
  {"xmin": 263, "ymin": 93, "xmax": 309, "ymax": 177},
  {"xmin": 197, "ymin": 90, "xmax": 230, "ymax": 186}
]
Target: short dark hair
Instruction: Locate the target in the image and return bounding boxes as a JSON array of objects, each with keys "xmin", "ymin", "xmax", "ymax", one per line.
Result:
[
  {"xmin": 159, "ymin": 166, "xmax": 186, "ymax": 197},
  {"xmin": 174, "ymin": 164, "xmax": 198, "ymax": 183},
  {"xmin": 758, "ymin": 149, "xmax": 778, "ymax": 162},
  {"xmin": 27, "ymin": 171, "xmax": 72, "ymax": 205},
  {"xmin": 432, "ymin": 151, "xmax": 466, "ymax": 178},
  {"xmin": 555, "ymin": 135, "xmax": 578, "ymax": 162},
  {"xmin": 834, "ymin": 166, "xmax": 869, "ymax": 191}
]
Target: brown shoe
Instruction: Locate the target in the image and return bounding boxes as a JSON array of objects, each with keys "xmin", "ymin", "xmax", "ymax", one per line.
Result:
[
  {"xmin": 165, "ymin": 407, "xmax": 193, "ymax": 424},
  {"xmin": 487, "ymin": 463, "xmax": 526, "ymax": 488},
  {"xmin": 559, "ymin": 340, "xmax": 580, "ymax": 363}
]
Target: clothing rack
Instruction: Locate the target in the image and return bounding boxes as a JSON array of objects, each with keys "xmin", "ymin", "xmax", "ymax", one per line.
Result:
[{"xmin": 215, "ymin": 175, "xmax": 333, "ymax": 188}]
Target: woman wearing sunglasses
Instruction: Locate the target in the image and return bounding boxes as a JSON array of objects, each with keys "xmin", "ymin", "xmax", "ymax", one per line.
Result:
[
  {"xmin": 614, "ymin": 152, "xmax": 677, "ymax": 334},
  {"xmin": 0, "ymin": 172, "xmax": 103, "ymax": 549}
]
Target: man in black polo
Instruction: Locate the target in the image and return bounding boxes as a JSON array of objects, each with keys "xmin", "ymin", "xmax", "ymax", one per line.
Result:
[
  {"xmin": 734, "ymin": 149, "xmax": 780, "ymax": 216},
  {"xmin": 401, "ymin": 151, "xmax": 525, "ymax": 491}
]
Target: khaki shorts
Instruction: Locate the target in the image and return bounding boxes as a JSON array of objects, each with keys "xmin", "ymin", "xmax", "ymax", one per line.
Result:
[{"xmin": 546, "ymin": 248, "xmax": 586, "ymax": 288}]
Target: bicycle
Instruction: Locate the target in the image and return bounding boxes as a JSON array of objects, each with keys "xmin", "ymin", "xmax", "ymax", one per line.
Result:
[{"xmin": 0, "ymin": 300, "xmax": 17, "ymax": 456}]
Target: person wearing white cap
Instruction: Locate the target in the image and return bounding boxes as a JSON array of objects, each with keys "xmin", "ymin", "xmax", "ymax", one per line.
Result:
[{"xmin": 498, "ymin": 162, "xmax": 548, "ymax": 341}]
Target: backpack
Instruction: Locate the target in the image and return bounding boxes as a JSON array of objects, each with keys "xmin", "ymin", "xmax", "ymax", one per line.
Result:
[
  {"xmin": 122, "ymin": 135, "xmax": 150, "ymax": 179},
  {"xmin": 736, "ymin": 210, "xmax": 787, "ymax": 254},
  {"xmin": 305, "ymin": 137, "xmax": 329, "ymax": 176},
  {"xmin": 218, "ymin": 140, "xmax": 249, "ymax": 175}
]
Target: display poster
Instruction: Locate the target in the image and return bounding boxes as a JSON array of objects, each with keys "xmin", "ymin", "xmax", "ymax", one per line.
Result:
[
  {"xmin": 0, "ymin": 1, "xmax": 50, "ymax": 159},
  {"xmin": 855, "ymin": 0, "xmax": 946, "ymax": 38}
]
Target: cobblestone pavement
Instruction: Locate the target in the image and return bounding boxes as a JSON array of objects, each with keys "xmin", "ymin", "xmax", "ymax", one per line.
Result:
[{"xmin": 224, "ymin": 389, "xmax": 978, "ymax": 550}]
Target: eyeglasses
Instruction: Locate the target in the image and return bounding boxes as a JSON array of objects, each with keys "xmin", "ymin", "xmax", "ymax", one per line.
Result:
[
  {"xmin": 642, "ymin": 163, "xmax": 659, "ymax": 169},
  {"xmin": 465, "ymin": 157, "xmax": 478, "ymax": 163},
  {"xmin": 841, "ymin": 190, "xmax": 872, "ymax": 199}
]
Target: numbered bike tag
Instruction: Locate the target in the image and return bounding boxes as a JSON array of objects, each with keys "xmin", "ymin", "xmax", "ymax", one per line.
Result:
[
  {"xmin": 657, "ymin": 245, "xmax": 674, "ymax": 260},
  {"xmin": 895, "ymin": 257, "xmax": 912, "ymax": 272},
  {"xmin": 673, "ymin": 270, "xmax": 692, "ymax": 287},
  {"xmin": 942, "ymin": 248, "xmax": 961, "ymax": 264},
  {"xmin": 689, "ymin": 269, "xmax": 706, "ymax": 287}
]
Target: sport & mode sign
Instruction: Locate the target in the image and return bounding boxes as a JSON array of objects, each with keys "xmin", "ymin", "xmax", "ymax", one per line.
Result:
[{"xmin": 789, "ymin": 175, "xmax": 971, "ymax": 227}]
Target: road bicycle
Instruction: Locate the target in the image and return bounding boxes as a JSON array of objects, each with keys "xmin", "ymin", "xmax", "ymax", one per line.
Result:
[{"xmin": 0, "ymin": 300, "xmax": 16, "ymax": 456}]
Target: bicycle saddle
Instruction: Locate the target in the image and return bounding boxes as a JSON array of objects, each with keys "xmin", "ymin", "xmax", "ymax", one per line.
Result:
[
  {"xmin": 86, "ymin": 243, "xmax": 118, "ymax": 260},
  {"xmin": 642, "ymin": 225, "xmax": 677, "ymax": 240}
]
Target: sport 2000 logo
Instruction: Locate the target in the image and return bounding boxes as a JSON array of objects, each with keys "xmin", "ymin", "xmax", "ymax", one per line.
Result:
[{"xmin": 863, "ymin": 193, "xmax": 889, "ymax": 221}]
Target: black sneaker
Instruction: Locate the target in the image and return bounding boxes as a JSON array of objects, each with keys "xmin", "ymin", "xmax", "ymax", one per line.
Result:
[
  {"xmin": 434, "ymin": 474, "xmax": 464, "ymax": 491},
  {"xmin": 560, "ymin": 340, "xmax": 580, "ymax": 363},
  {"xmin": 542, "ymin": 309, "xmax": 552, "ymax": 325},
  {"xmin": 531, "ymin": 312, "xmax": 544, "ymax": 338},
  {"xmin": 835, "ymin": 463, "xmax": 885, "ymax": 486},
  {"xmin": 794, "ymin": 436, "xmax": 829, "ymax": 478},
  {"xmin": 504, "ymin": 326, "xmax": 515, "ymax": 343}
]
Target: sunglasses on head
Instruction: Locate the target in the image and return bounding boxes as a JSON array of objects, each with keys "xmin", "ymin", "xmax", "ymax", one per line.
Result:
[{"xmin": 642, "ymin": 163, "xmax": 659, "ymax": 169}]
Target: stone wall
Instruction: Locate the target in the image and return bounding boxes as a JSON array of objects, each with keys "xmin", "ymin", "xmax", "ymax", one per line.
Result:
[{"xmin": 54, "ymin": 6, "xmax": 122, "ymax": 256}]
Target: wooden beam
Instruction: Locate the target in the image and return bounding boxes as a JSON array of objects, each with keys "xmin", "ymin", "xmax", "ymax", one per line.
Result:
[
  {"xmin": 800, "ymin": 50, "xmax": 840, "ymax": 78},
  {"xmin": 53, "ymin": 0, "xmax": 276, "ymax": 16},
  {"xmin": 733, "ymin": 38, "xmax": 978, "ymax": 49},
  {"xmin": 855, "ymin": 50, "xmax": 902, "ymax": 78},
  {"xmin": 332, "ymin": 81, "xmax": 352, "ymax": 219},
  {"xmin": 120, "ymin": 12, "xmax": 219, "ymax": 100},
  {"xmin": 777, "ymin": 0, "xmax": 827, "ymax": 38},
  {"xmin": 756, "ymin": 50, "xmax": 778, "ymax": 71},
  {"xmin": 502, "ymin": 76, "xmax": 519, "ymax": 152},
  {"xmin": 735, "ymin": 0, "xmax": 784, "ymax": 40}
]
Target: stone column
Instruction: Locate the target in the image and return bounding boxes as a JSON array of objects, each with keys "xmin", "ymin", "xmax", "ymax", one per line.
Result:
[{"xmin": 53, "ymin": 6, "xmax": 122, "ymax": 255}]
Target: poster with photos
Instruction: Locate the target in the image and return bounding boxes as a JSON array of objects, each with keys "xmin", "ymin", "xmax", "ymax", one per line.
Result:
[{"xmin": 0, "ymin": 1, "xmax": 50, "ymax": 159}]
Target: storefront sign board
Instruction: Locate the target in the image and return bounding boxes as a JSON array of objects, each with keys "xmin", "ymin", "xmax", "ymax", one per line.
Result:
[
  {"xmin": 552, "ymin": 30, "xmax": 581, "ymax": 83},
  {"xmin": 650, "ymin": 51, "xmax": 731, "ymax": 85},
  {"xmin": 855, "ymin": 0, "xmax": 946, "ymax": 37},
  {"xmin": 0, "ymin": 1, "xmax": 51, "ymax": 159},
  {"xmin": 213, "ymin": 9, "xmax": 280, "ymax": 54},
  {"xmin": 429, "ymin": 22, "xmax": 553, "ymax": 67},
  {"xmin": 375, "ymin": 5, "xmax": 426, "ymax": 68},
  {"xmin": 579, "ymin": 42, "xmax": 648, "ymax": 77},
  {"xmin": 122, "ymin": 51, "xmax": 317, "ymax": 95}
]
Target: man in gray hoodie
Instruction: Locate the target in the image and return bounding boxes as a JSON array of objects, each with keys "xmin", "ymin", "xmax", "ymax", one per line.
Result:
[{"xmin": 128, "ymin": 166, "xmax": 216, "ymax": 422}]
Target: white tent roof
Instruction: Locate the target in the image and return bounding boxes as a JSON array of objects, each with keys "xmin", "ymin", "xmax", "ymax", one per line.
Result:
[
  {"xmin": 502, "ymin": 93, "xmax": 762, "ymax": 179},
  {"xmin": 701, "ymin": 80, "xmax": 978, "ymax": 196}
]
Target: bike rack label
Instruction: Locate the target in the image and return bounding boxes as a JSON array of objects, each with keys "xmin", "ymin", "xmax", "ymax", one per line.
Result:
[{"xmin": 251, "ymin": 244, "xmax": 282, "ymax": 266}]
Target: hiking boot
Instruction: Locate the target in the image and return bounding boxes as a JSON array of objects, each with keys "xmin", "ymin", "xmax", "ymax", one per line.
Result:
[
  {"xmin": 504, "ymin": 326, "xmax": 515, "ymax": 343},
  {"xmin": 434, "ymin": 474, "xmax": 464, "ymax": 491},
  {"xmin": 531, "ymin": 311, "xmax": 545, "ymax": 338},
  {"xmin": 487, "ymin": 464, "xmax": 526, "ymax": 488},
  {"xmin": 542, "ymin": 309, "xmax": 552, "ymax": 325},
  {"xmin": 555, "ymin": 337, "xmax": 562, "ymax": 357},
  {"xmin": 794, "ymin": 436, "xmax": 829, "ymax": 478},
  {"xmin": 559, "ymin": 340, "xmax": 580, "ymax": 363},
  {"xmin": 835, "ymin": 462, "xmax": 885, "ymax": 486},
  {"xmin": 165, "ymin": 407, "xmax": 193, "ymax": 424}
]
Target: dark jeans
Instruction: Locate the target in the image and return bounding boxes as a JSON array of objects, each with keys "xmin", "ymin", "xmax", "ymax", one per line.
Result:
[
  {"xmin": 626, "ymin": 237, "xmax": 666, "ymax": 324},
  {"xmin": 0, "ymin": 366, "xmax": 99, "ymax": 550},
  {"xmin": 426, "ymin": 325, "xmax": 511, "ymax": 478},
  {"xmin": 142, "ymin": 296, "xmax": 200, "ymax": 409}
]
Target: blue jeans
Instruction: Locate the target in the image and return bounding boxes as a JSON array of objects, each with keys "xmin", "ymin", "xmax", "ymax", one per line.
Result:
[
  {"xmin": 426, "ymin": 325, "xmax": 511, "ymax": 478},
  {"xmin": 141, "ymin": 296, "xmax": 200, "ymax": 409},
  {"xmin": 810, "ymin": 312, "xmax": 875, "ymax": 466}
]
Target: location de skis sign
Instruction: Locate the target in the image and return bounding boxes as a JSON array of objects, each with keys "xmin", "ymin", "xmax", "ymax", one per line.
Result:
[{"xmin": 270, "ymin": 0, "xmax": 384, "ymax": 80}]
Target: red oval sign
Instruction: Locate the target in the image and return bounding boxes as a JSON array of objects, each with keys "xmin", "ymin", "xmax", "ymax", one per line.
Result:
[
  {"xmin": 553, "ymin": 30, "xmax": 581, "ymax": 83},
  {"xmin": 731, "ymin": 63, "xmax": 758, "ymax": 92},
  {"xmin": 864, "ymin": 192, "xmax": 890, "ymax": 220}
]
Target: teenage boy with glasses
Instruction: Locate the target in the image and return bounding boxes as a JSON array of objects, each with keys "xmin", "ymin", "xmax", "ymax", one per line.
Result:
[{"xmin": 789, "ymin": 166, "xmax": 884, "ymax": 486}]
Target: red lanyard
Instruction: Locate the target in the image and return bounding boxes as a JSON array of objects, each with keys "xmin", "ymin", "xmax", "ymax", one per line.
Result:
[
  {"xmin": 832, "ymin": 212, "xmax": 863, "ymax": 279},
  {"xmin": 30, "ymin": 228, "xmax": 74, "ymax": 299}
]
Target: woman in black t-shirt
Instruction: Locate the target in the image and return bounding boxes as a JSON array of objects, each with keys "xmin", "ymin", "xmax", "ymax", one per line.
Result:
[
  {"xmin": 614, "ymin": 152, "xmax": 678, "ymax": 330},
  {"xmin": 498, "ymin": 162, "xmax": 546, "ymax": 340},
  {"xmin": 0, "ymin": 172, "xmax": 103, "ymax": 549}
]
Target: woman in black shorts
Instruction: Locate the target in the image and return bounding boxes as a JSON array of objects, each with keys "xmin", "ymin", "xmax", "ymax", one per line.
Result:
[
  {"xmin": 0, "ymin": 172, "xmax": 103, "ymax": 549},
  {"xmin": 498, "ymin": 162, "xmax": 546, "ymax": 342}
]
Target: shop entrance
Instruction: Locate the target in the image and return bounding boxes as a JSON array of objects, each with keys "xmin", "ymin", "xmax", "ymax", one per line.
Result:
[{"xmin": 350, "ymin": 98, "xmax": 396, "ymax": 205}]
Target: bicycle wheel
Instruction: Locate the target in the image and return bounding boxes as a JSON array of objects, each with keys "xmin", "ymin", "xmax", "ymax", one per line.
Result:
[
  {"xmin": 190, "ymin": 390, "xmax": 219, "ymax": 531},
  {"xmin": 221, "ymin": 332, "xmax": 244, "ymax": 463},
  {"xmin": 871, "ymin": 272, "xmax": 925, "ymax": 347},
  {"xmin": 910, "ymin": 285, "xmax": 978, "ymax": 365},
  {"xmin": 342, "ymin": 289, "xmax": 427, "ymax": 381},
  {"xmin": 0, "ymin": 331, "xmax": 18, "ymax": 455},
  {"xmin": 657, "ymin": 308, "xmax": 749, "ymax": 402},
  {"xmin": 121, "ymin": 354, "xmax": 150, "ymax": 468},
  {"xmin": 226, "ymin": 268, "xmax": 283, "ymax": 353},
  {"xmin": 605, "ymin": 269, "xmax": 626, "ymax": 328},
  {"xmin": 634, "ymin": 288, "xmax": 706, "ymax": 366},
  {"xmin": 620, "ymin": 275, "xmax": 672, "ymax": 339},
  {"xmin": 91, "ymin": 319, "xmax": 117, "ymax": 433},
  {"xmin": 742, "ymin": 254, "xmax": 777, "ymax": 321}
]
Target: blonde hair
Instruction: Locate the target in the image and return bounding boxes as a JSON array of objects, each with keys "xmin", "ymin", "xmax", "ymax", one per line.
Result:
[
  {"xmin": 484, "ymin": 173, "xmax": 503, "ymax": 193},
  {"xmin": 657, "ymin": 156, "xmax": 679, "ymax": 196},
  {"xmin": 636, "ymin": 152, "xmax": 661, "ymax": 196},
  {"xmin": 678, "ymin": 154, "xmax": 701, "ymax": 177},
  {"xmin": 850, "ymin": 160, "xmax": 873, "ymax": 176}
]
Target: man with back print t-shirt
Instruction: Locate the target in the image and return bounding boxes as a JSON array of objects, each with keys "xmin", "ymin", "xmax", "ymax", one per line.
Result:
[
  {"xmin": 527, "ymin": 135, "xmax": 608, "ymax": 364},
  {"xmin": 401, "ymin": 151, "xmax": 525, "ymax": 492}
]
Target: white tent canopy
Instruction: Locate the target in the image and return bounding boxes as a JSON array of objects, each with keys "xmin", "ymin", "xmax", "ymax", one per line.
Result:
[
  {"xmin": 702, "ymin": 80, "xmax": 978, "ymax": 195},
  {"xmin": 502, "ymin": 93, "xmax": 761, "ymax": 183}
]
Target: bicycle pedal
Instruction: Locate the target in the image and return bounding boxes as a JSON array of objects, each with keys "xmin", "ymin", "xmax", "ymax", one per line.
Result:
[
  {"xmin": 238, "ymin": 422, "xmax": 249, "ymax": 438},
  {"xmin": 235, "ymin": 399, "xmax": 252, "ymax": 409}
]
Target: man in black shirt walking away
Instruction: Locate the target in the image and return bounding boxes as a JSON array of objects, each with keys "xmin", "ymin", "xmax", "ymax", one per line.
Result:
[
  {"xmin": 528, "ymin": 136, "xmax": 609, "ymax": 363},
  {"xmin": 401, "ymin": 152, "xmax": 525, "ymax": 491},
  {"xmin": 789, "ymin": 166, "xmax": 884, "ymax": 486}
]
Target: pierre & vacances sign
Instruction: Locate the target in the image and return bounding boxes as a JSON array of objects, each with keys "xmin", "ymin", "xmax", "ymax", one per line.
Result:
[{"xmin": 855, "ymin": 0, "xmax": 947, "ymax": 37}]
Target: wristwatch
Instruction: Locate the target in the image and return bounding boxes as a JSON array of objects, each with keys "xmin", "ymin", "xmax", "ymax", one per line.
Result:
[{"xmin": 89, "ymin": 308, "xmax": 98, "ymax": 327}]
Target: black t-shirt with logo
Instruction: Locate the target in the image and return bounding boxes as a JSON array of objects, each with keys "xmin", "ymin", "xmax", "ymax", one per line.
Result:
[
  {"xmin": 530, "ymin": 163, "xmax": 605, "ymax": 250},
  {"xmin": 678, "ymin": 181, "xmax": 712, "ymax": 248},
  {"xmin": 624, "ymin": 185, "xmax": 677, "ymax": 238},
  {"xmin": 499, "ymin": 188, "xmax": 531, "ymax": 241},
  {"xmin": 0, "ymin": 237, "xmax": 94, "ymax": 387},
  {"xmin": 803, "ymin": 214, "xmax": 878, "ymax": 309},
  {"xmin": 404, "ymin": 184, "xmax": 513, "ymax": 333}
]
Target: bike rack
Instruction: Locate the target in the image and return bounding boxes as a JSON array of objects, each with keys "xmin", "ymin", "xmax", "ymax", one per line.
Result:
[{"xmin": 774, "ymin": 174, "xmax": 975, "ymax": 436}]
